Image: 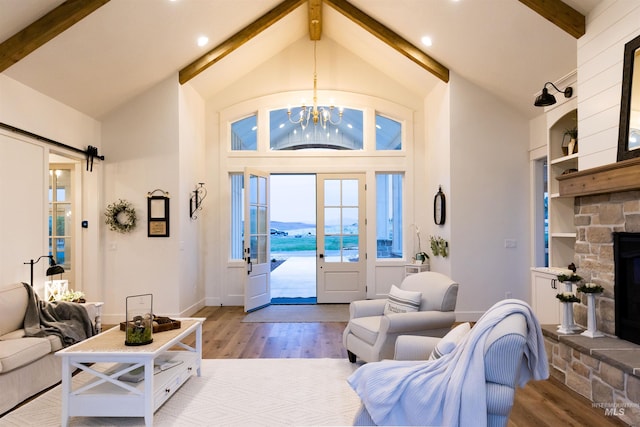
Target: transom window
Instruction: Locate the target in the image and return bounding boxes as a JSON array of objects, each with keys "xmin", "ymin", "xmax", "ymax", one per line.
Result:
[{"xmin": 269, "ymin": 107, "xmax": 364, "ymax": 150}]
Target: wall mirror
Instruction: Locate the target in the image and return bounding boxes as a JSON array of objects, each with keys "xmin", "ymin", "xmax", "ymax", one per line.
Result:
[{"xmin": 617, "ymin": 33, "xmax": 640, "ymax": 161}]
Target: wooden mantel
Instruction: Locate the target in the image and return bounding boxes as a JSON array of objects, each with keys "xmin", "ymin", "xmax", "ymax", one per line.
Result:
[{"xmin": 557, "ymin": 157, "xmax": 640, "ymax": 197}]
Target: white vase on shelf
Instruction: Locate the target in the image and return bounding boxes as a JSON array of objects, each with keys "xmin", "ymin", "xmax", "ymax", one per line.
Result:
[{"xmin": 581, "ymin": 293, "xmax": 604, "ymax": 338}]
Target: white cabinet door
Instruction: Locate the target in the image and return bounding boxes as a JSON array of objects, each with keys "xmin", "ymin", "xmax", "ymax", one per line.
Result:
[{"xmin": 531, "ymin": 269, "xmax": 562, "ymax": 324}]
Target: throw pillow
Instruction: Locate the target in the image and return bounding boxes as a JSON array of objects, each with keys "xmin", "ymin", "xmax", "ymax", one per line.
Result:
[
  {"xmin": 383, "ymin": 285, "xmax": 422, "ymax": 315},
  {"xmin": 428, "ymin": 322, "xmax": 471, "ymax": 360}
]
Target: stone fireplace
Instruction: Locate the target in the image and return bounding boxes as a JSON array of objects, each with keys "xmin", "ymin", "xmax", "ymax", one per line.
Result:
[{"xmin": 542, "ymin": 158, "xmax": 640, "ymax": 424}]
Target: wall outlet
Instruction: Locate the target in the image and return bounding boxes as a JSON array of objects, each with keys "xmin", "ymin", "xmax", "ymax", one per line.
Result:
[{"xmin": 504, "ymin": 239, "xmax": 517, "ymax": 248}]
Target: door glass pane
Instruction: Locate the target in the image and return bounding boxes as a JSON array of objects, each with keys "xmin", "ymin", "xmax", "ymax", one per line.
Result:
[
  {"xmin": 324, "ymin": 208, "xmax": 340, "ymax": 234},
  {"xmin": 257, "ymin": 235, "xmax": 267, "ymax": 264},
  {"xmin": 250, "ymin": 236, "xmax": 258, "ymax": 260},
  {"xmin": 258, "ymin": 176, "xmax": 266, "ymax": 205},
  {"xmin": 324, "ymin": 236, "xmax": 342, "ymax": 262},
  {"xmin": 342, "ymin": 208, "xmax": 358, "ymax": 234},
  {"xmin": 249, "ymin": 175, "xmax": 258, "ymax": 204},
  {"xmin": 258, "ymin": 206, "xmax": 267, "ymax": 234},
  {"xmin": 342, "ymin": 180, "xmax": 358, "ymax": 206},
  {"xmin": 249, "ymin": 206, "xmax": 257, "ymax": 234},
  {"xmin": 345, "ymin": 235, "xmax": 359, "ymax": 262},
  {"xmin": 324, "ymin": 180, "xmax": 340, "ymax": 206}
]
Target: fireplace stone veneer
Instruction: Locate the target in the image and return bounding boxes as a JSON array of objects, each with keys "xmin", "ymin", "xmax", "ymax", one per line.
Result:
[{"xmin": 549, "ymin": 160, "xmax": 640, "ymax": 424}]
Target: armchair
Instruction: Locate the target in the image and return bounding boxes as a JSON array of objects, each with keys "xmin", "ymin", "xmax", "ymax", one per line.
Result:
[
  {"xmin": 342, "ymin": 271, "xmax": 459, "ymax": 363},
  {"xmin": 349, "ymin": 299, "xmax": 549, "ymax": 426}
]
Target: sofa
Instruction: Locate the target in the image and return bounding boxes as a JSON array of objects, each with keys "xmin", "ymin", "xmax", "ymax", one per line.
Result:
[{"xmin": 0, "ymin": 282, "xmax": 97, "ymax": 414}]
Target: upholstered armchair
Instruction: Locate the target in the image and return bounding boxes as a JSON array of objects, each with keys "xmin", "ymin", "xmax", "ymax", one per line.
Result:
[
  {"xmin": 342, "ymin": 271, "xmax": 459, "ymax": 363},
  {"xmin": 350, "ymin": 300, "xmax": 548, "ymax": 426}
]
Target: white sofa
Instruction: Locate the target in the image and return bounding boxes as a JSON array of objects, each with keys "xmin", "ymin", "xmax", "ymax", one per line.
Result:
[{"xmin": 0, "ymin": 282, "xmax": 97, "ymax": 414}]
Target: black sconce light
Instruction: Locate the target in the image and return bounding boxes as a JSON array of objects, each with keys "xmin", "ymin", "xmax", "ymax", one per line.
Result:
[
  {"xmin": 189, "ymin": 183, "xmax": 207, "ymax": 220},
  {"xmin": 534, "ymin": 82, "xmax": 573, "ymax": 107},
  {"xmin": 24, "ymin": 255, "xmax": 64, "ymax": 287}
]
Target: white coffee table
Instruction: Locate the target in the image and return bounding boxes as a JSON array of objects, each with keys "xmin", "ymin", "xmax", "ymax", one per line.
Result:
[{"xmin": 56, "ymin": 317, "xmax": 204, "ymax": 427}]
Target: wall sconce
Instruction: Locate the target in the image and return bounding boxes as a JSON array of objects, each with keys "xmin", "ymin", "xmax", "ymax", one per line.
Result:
[
  {"xmin": 534, "ymin": 82, "xmax": 573, "ymax": 107},
  {"xmin": 24, "ymin": 255, "xmax": 64, "ymax": 288},
  {"xmin": 190, "ymin": 183, "xmax": 207, "ymax": 220}
]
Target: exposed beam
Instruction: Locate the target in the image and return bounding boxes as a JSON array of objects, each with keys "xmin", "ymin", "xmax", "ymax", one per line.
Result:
[
  {"xmin": 179, "ymin": 0, "xmax": 306, "ymax": 84},
  {"xmin": 323, "ymin": 0, "xmax": 449, "ymax": 83},
  {"xmin": 518, "ymin": 0, "xmax": 585, "ymax": 39},
  {"xmin": 0, "ymin": 0, "xmax": 110, "ymax": 73},
  {"xmin": 309, "ymin": 0, "xmax": 322, "ymax": 40}
]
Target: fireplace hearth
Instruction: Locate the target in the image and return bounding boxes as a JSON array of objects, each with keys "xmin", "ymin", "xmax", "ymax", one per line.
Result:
[{"xmin": 613, "ymin": 232, "xmax": 640, "ymax": 346}]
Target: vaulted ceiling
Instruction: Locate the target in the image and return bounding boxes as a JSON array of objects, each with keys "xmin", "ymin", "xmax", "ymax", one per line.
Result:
[{"xmin": 0, "ymin": 0, "xmax": 602, "ymax": 120}]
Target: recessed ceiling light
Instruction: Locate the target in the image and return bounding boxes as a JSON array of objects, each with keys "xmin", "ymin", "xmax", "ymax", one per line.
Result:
[
  {"xmin": 421, "ymin": 36, "xmax": 433, "ymax": 47},
  {"xmin": 197, "ymin": 36, "xmax": 209, "ymax": 47}
]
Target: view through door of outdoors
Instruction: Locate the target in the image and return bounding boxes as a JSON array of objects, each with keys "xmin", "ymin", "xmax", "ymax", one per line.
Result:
[{"xmin": 270, "ymin": 174, "xmax": 317, "ymax": 304}]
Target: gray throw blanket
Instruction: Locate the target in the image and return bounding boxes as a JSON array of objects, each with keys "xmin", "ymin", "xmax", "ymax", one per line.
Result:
[{"xmin": 22, "ymin": 283, "xmax": 95, "ymax": 347}]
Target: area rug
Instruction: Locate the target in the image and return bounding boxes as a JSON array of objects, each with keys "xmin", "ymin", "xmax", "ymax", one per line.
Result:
[
  {"xmin": 242, "ymin": 304, "xmax": 350, "ymax": 323},
  {"xmin": 0, "ymin": 358, "xmax": 362, "ymax": 426}
]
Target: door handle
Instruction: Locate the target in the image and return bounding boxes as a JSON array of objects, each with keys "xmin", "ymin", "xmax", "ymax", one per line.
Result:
[
  {"xmin": 551, "ymin": 279, "xmax": 557, "ymax": 290},
  {"xmin": 319, "ymin": 253, "xmax": 324, "ymax": 258},
  {"xmin": 246, "ymin": 256, "xmax": 252, "ymax": 274}
]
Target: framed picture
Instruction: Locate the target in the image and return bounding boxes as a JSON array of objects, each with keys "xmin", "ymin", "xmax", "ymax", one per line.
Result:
[{"xmin": 147, "ymin": 190, "xmax": 170, "ymax": 237}]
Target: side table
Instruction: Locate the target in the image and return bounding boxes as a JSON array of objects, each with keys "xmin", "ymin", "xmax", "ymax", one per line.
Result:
[{"xmin": 404, "ymin": 263, "xmax": 429, "ymax": 278}]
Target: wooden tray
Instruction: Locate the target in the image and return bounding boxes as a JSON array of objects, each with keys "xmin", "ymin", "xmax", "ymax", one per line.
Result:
[{"xmin": 119, "ymin": 319, "xmax": 181, "ymax": 333}]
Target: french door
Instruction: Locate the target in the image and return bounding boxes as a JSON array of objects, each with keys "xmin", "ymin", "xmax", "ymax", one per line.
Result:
[
  {"xmin": 243, "ymin": 168, "xmax": 271, "ymax": 312},
  {"xmin": 316, "ymin": 173, "xmax": 366, "ymax": 303}
]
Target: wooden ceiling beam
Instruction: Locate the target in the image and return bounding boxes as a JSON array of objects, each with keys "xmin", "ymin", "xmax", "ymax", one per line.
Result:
[
  {"xmin": 309, "ymin": 0, "xmax": 323, "ymax": 41},
  {"xmin": 0, "ymin": 0, "xmax": 110, "ymax": 73},
  {"xmin": 179, "ymin": 0, "xmax": 306, "ymax": 84},
  {"xmin": 323, "ymin": 0, "xmax": 449, "ymax": 83},
  {"xmin": 518, "ymin": 0, "xmax": 585, "ymax": 39}
]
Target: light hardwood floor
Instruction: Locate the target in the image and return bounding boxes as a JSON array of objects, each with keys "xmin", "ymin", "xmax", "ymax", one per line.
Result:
[{"xmin": 188, "ymin": 305, "xmax": 628, "ymax": 427}]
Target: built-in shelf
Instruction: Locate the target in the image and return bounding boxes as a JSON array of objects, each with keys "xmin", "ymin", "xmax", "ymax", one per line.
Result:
[{"xmin": 551, "ymin": 232, "xmax": 577, "ymax": 238}]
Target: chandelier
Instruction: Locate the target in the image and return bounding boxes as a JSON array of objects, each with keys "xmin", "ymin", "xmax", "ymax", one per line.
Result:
[{"xmin": 288, "ymin": 41, "xmax": 343, "ymax": 130}]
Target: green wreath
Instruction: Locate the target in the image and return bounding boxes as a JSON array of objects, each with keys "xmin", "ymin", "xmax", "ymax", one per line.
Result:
[{"xmin": 105, "ymin": 199, "xmax": 136, "ymax": 233}]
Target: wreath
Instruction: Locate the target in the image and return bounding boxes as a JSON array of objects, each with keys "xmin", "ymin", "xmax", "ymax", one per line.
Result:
[{"xmin": 105, "ymin": 199, "xmax": 136, "ymax": 233}]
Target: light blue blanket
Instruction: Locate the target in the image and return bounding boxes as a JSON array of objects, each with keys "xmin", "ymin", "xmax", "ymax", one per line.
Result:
[{"xmin": 348, "ymin": 299, "xmax": 549, "ymax": 426}]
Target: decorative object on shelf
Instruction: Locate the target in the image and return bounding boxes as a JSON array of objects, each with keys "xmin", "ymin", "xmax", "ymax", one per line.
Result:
[
  {"xmin": 288, "ymin": 41, "xmax": 343, "ymax": 130},
  {"xmin": 45, "ymin": 279, "xmax": 68, "ymax": 301},
  {"xmin": 577, "ymin": 283, "xmax": 605, "ymax": 338},
  {"xmin": 24, "ymin": 255, "xmax": 64, "ymax": 288},
  {"xmin": 105, "ymin": 199, "xmax": 136, "ymax": 233},
  {"xmin": 433, "ymin": 186, "xmax": 446, "ymax": 225},
  {"xmin": 430, "ymin": 235, "xmax": 449, "ymax": 258},
  {"xmin": 556, "ymin": 270, "xmax": 583, "ymax": 334},
  {"xmin": 147, "ymin": 189, "xmax": 170, "ymax": 237},
  {"xmin": 190, "ymin": 182, "xmax": 207, "ymax": 219},
  {"xmin": 411, "ymin": 225, "xmax": 429, "ymax": 266},
  {"xmin": 57, "ymin": 289, "xmax": 85, "ymax": 303},
  {"xmin": 562, "ymin": 127, "xmax": 578, "ymax": 155},
  {"xmin": 533, "ymin": 81, "xmax": 573, "ymax": 107},
  {"xmin": 124, "ymin": 293, "xmax": 153, "ymax": 346}
]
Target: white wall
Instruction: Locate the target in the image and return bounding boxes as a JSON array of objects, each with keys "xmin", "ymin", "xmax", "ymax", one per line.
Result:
[
  {"xmin": 448, "ymin": 73, "xmax": 531, "ymax": 320},
  {"xmin": 577, "ymin": 0, "xmax": 640, "ymax": 169},
  {"xmin": 178, "ymin": 83, "xmax": 207, "ymax": 315},
  {"xmin": 101, "ymin": 75, "xmax": 183, "ymax": 322},
  {"xmin": 0, "ymin": 75, "xmax": 102, "ymax": 296}
]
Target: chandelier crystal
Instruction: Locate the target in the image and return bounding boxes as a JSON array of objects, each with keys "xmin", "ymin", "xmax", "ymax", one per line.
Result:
[{"xmin": 288, "ymin": 41, "xmax": 343, "ymax": 130}]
